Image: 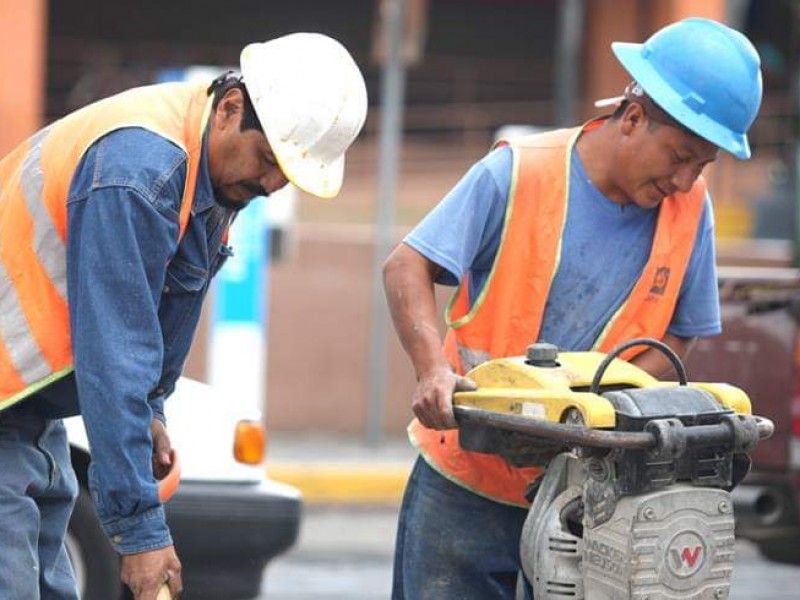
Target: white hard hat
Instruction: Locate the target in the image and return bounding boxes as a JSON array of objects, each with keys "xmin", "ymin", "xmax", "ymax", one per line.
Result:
[{"xmin": 240, "ymin": 33, "xmax": 368, "ymax": 199}]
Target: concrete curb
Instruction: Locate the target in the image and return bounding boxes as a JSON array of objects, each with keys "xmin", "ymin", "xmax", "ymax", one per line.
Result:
[{"xmin": 268, "ymin": 462, "xmax": 412, "ymax": 504}]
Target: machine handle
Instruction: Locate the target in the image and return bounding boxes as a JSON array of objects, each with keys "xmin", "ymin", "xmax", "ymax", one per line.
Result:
[
  {"xmin": 590, "ymin": 337, "xmax": 688, "ymax": 394},
  {"xmin": 454, "ymin": 405, "xmax": 655, "ymax": 449},
  {"xmin": 754, "ymin": 415, "xmax": 776, "ymax": 439},
  {"xmin": 453, "ymin": 406, "xmax": 775, "ymax": 451}
]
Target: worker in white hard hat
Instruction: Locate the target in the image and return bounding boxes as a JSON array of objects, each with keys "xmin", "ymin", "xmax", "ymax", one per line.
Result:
[
  {"xmin": 383, "ymin": 18, "xmax": 761, "ymax": 599},
  {"xmin": 0, "ymin": 32, "xmax": 367, "ymax": 599}
]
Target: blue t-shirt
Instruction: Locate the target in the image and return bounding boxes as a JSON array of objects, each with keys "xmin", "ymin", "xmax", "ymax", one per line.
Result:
[{"xmin": 404, "ymin": 145, "xmax": 721, "ymax": 351}]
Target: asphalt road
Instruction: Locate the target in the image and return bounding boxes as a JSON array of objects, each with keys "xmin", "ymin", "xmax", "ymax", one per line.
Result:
[
  {"xmin": 262, "ymin": 505, "xmax": 396, "ymax": 599},
  {"xmin": 260, "ymin": 504, "xmax": 800, "ymax": 600}
]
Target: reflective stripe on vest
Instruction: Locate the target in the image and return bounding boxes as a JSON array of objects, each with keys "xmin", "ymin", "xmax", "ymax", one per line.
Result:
[
  {"xmin": 0, "ymin": 126, "xmax": 69, "ymax": 400},
  {"xmin": 0, "ymin": 82, "xmax": 212, "ymax": 411},
  {"xmin": 411, "ymin": 122, "xmax": 707, "ymax": 506}
]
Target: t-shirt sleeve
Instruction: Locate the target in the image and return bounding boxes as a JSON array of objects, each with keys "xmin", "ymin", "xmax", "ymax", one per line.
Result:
[
  {"xmin": 667, "ymin": 194, "xmax": 722, "ymax": 338},
  {"xmin": 403, "ymin": 146, "xmax": 512, "ymax": 286}
]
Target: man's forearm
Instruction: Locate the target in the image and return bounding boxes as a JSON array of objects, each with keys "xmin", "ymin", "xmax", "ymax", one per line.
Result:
[
  {"xmin": 383, "ymin": 244, "xmax": 477, "ymax": 429},
  {"xmin": 383, "ymin": 244, "xmax": 450, "ymax": 379},
  {"xmin": 631, "ymin": 333, "xmax": 696, "ymax": 379}
]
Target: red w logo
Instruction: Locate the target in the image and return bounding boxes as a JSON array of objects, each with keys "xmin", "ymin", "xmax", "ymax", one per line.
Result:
[
  {"xmin": 670, "ymin": 545, "xmax": 703, "ymax": 569},
  {"xmin": 681, "ymin": 546, "xmax": 703, "ymax": 567}
]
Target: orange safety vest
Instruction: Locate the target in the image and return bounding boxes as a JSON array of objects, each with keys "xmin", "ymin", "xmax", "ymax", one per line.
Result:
[
  {"xmin": 0, "ymin": 82, "xmax": 212, "ymax": 412},
  {"xmin": 410, "ymin": 123, "xmax": 707, "ymax": 507}
]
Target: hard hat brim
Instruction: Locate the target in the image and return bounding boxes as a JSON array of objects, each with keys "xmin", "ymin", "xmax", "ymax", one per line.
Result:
[
  {"xmin": 612, "ymin": 41, "xmax": 751, "ymax": 159},
  {"xmin": 240, "ymin": 41, "xmax": 347, "ymax": 199},
  {"xmin": 268, "ymin": 139, "xmax": 346, "ymax": 200}
]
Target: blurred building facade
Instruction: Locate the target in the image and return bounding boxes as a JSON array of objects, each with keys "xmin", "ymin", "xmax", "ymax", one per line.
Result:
[{"xmin": 3, "ymin": 0, "xmax": 797, "ymax": 435}]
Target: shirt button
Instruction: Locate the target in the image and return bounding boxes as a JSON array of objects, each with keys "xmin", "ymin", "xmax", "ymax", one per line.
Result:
[
  {"xmin": 155, "ymin": 387, "xmax": 165, "ymax": 395},
  {"xmin": 163, "ymin": 285, "xmax": 170, "ymax": 293},
  {"xmin": 112, "ymin": 534, "xmax": 123, "ymax": 544}
]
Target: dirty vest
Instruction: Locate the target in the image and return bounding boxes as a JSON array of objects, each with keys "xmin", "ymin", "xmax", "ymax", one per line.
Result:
[
  {"xmin": 0, "ymin": 82, "xmax": 212, "ymax": 412},
  {"xmin": 410, "ymin": 124, "xmax": 707, "ymax": 506}
]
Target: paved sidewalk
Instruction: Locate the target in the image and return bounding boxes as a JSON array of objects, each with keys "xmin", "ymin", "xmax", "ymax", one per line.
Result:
[{"xmin": 265, "ymin": 433, "xmax": 417, "ymax": 504}]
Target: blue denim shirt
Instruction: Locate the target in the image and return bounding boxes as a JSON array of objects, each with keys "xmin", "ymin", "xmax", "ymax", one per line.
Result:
[{"xmin": 54, "ymin": 126, "xmax": 232, "ymax": 553}]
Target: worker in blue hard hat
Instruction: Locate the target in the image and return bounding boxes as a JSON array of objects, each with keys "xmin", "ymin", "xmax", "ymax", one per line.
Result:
[{"xmin": 383, "ymin": 17, "xmax": 762, "ymax": 599}]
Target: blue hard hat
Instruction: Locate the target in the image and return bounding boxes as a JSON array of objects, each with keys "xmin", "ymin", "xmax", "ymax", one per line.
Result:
[{"xmin": 612, "ymin": 18, "xmax": 763, "ymax": 159}]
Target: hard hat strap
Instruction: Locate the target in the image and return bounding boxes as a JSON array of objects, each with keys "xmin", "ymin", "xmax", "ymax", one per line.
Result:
[{"xmin": 207, "ymin": 70, "xmax": 241, "ymax": 97}]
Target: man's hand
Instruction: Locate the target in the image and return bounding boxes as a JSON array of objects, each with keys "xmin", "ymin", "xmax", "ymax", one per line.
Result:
[
  {"xmin": 121, "ymin": 546, "xmax": 182, "ymax": 599},
  {"xmin": 412, "ymin": 367, "xmax": 478, "ymax": 430},
  {"xmin": 150, "ymin": 419, "xmax": 173, "ymax": 481}
]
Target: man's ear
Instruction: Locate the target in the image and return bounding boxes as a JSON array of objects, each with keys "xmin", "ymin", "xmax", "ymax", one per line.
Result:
[
  {"xmin": 619, "ymin": 102, "xmax": 645, "ymax": 136},
  {"xmin": 215, "ymin": 88, "xmax": 244, "ymax": 126}
]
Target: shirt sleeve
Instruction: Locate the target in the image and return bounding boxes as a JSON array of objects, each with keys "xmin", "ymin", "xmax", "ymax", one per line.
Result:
[
  {"xmin": 403, "ymin": 146, "xmax": 512, "ymax": 286},
  {"xmin": 66, "ymin": 129, "xmax": 187, "ymax": 554},
  {"xmin": 667, "ymin": 194, "xmax": 722, "ymax": 338}
]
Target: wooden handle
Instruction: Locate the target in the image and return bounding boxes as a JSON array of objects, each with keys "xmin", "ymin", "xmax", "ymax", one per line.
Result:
[{"xmin": 156, "ymin": 583, "xmax": 172, "ymax": 600}]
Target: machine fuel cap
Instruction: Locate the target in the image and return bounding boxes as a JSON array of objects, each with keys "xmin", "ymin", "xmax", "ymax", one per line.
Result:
[{"xmin": 526, "ymin": 342, "xmax": 559, "ymax": 367}]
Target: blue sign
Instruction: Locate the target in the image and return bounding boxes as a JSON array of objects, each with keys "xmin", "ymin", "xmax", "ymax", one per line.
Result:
[{"xmin": 214, "ymin": 201, "xmax": 270, "ymax": 327}]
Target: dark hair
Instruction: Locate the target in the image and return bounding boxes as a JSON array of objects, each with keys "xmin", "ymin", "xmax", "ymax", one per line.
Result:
[
  {"xmin": 611, "ymin": 99, "xmax": 632, "ymax": 121},
  {"xmin": 207, "ymin": 71, "xmax": 263, "ymax": 133},
  {"xmin": 610, "ymin": 82, "xmax": 694, "ymax": 137},
  {"xmin": 610, "ymin": 99, "xmax": 665, "ymax": 134}
]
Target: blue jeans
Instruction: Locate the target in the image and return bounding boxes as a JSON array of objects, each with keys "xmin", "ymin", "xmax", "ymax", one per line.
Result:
[
  {"xmin": 0, "ymin": 402, "xmax": 79, "ymax": 599},
  {"xmin": 392, "ymin": 456, "xmax": 534, "ymax": 599}
]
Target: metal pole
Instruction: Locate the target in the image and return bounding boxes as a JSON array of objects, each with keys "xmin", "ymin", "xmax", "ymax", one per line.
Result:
[
  {"xmin": 366, "ymin": 0, "xmax": 407, "ymax": 444},
  {"xmin": 554, "ymin": 0, "xmax": 585, "ymax": 127}
]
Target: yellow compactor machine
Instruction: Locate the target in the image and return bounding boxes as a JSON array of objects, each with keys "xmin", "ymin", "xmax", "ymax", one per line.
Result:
[{"xmin": 453, "ymin": 338, "xmax": 774, "ymax": 600}]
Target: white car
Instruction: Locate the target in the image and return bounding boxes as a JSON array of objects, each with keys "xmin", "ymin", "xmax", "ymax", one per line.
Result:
[{"xmin": 64, "ymin": 377, "xmax": 302, "ymax": 599}]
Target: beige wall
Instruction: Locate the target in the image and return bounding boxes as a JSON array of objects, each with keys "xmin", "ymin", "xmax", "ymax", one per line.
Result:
[
  {"xmin": 183, "ymin": 227, "xmax": 424, "ymax": 435},
  {"xmin": 264, "ymin": 229, "xmax": 416, "ymax": 433}
]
